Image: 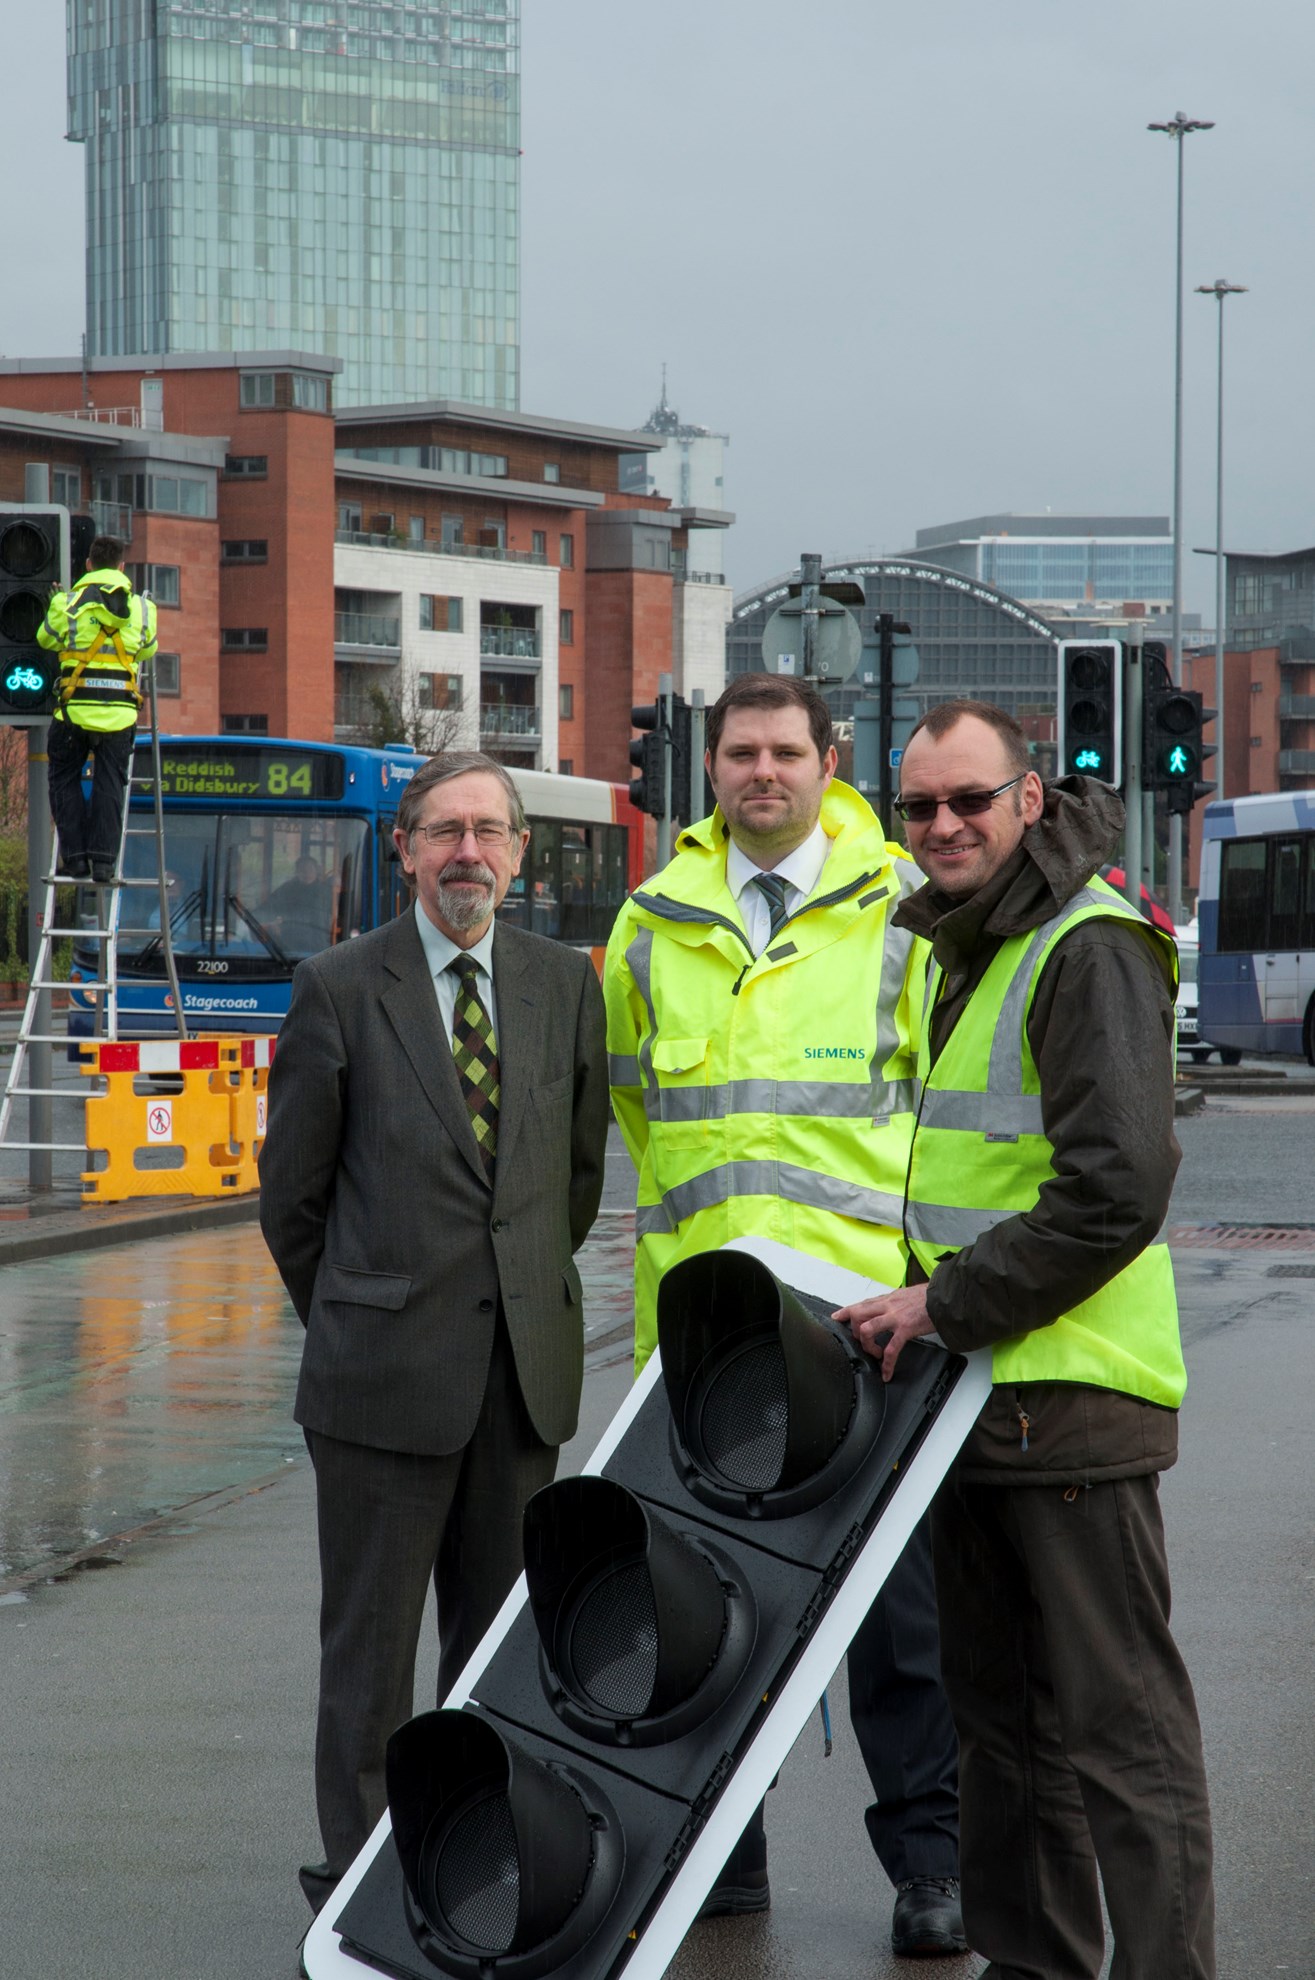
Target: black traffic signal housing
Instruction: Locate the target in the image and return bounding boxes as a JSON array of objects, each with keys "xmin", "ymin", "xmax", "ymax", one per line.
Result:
[
  {"xmin": 328, "ymin": 1245, "xmax": 987, "ymax": 1980},
  {"xmin": 0, "ymin": 507, "xmax": 67, "ymax": 719},
  {"xmin": 668, "ymin": 694, "xmax": 693, "ymax": 825},
  {"xmin": 628, "ymin": 702, "xmax": 666, "ymax": 818},
  {"xmin": 1057, "ymin": 639, "xmax": 1121, "ymax": 782},
  {"xmin": 1145, "ymin": 684, "xmax": 1217, "ymax": 816}
]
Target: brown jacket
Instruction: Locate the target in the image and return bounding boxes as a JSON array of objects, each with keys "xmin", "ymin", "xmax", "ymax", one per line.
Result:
[{"xmin": 896, "ymin": 777, "xmax": 1182, "ymax": 1485}]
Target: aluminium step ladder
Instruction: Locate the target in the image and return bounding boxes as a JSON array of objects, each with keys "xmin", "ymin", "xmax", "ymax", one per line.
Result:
[{"xmin": 0, "ymin": 659, "xmax": 188, "ymax": 1176}]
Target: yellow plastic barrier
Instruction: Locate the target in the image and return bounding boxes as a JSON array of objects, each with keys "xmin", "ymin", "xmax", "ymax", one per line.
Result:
[
  {"xmin": 226, "ymin": 1035, "xmax": 276, "ymax": 1194},
  {"xmin": 80, "ymin": 1037, "xmax": 251, "ymax": 1202}
]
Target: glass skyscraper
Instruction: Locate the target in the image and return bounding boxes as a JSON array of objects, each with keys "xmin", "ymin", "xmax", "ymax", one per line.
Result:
[{"xmin": 67, "ymin": 1, "xmax": 520, "ymax": 408}]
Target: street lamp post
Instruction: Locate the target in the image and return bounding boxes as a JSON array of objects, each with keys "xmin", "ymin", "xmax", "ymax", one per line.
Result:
[
  {"xmin": 1148, "ymin": 111, "xmax": 1214, "ymax": 926},
  {"xmin": 1196, "ymin": 278, "xmax": 1247, "ymax": 802}
]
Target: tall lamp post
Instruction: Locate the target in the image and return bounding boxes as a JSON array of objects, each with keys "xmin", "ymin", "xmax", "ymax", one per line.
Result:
[
  {"xmin": 1196, "ymin": 278, "xmax": 1247, "ymax": 802},
  {"xmin": 1148, "ymin": 111, "xmax": 1214, "ymax": 926}
]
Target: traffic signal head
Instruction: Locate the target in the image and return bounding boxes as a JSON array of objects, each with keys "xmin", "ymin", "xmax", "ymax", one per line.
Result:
[
  {"xmin": 628, "ymin": 702, "xmax": 665, "ymax": 817},
  {"xmin": 668, "ymin": 694, "xmax": 693, "ymax": 825},
  {"xmin": 1057, "ymin": 639, "xmax": 1122, "ymax": 781},
  {"xmin": 1145, "ymin": 685, "xmax": 1217, "ymax": 815},
  {"xmin": 0, "ymin": 508, "xmax": 67, "ymax": 719}
]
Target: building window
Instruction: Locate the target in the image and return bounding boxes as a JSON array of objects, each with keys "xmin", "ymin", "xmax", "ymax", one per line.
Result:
[
  {"xmin": 543, "ymin": 463, "xmax": 561, "ymax": 484},
  {"xmin": 420, "ymin": 595, "xmax": 462, "ymax": 632},
  {"xmin": 52, "ymin": 467, "xmax": 81, "ymax": 507},
  {"xmin": 480, "ymin": 519, "xmax": 506, "ymax": 550},
  {"xmin": 221, "ymin": 714, "xmax": 270, "ymax": 734},
  {"xmin": 559, "ymin": 533, "xmax": 574, "ymax": 569},
  {"xmin": 372, "ymin": 512, "xmax": 395, "ymax": 535},
  {"xmin": 223, "ymin": 454, "xmax": 268, "ymax": 479},
  {"xmin": 239, "ymin": 369, "xmax": 329, "ymax": 412},
  {"xmin": 152, "ymin": 651, "xmax": 181, "ymax": 697},
  {"xmin": 240, "ymin": 371, "xmax": 278, "ymax": 409},
  {"xmin": 221, "ymin": 539, "xmax": 268, "ymax": 564},
  {"xmin": 559, "ymin": 759, "xmax": 574, "ymax": 776},
  {"xmin": 338, "ymin": 502, "xmax": 362, "ymax": 533},
  {"xmin": 409, "ymin": 515, "xmax": 426, "ymax": 544},
  {"xmin": 93, "ymin": 471, "xmax": 211, "ymax": 518},
  {"xmin": 129, "ymin": 564, "xmax": 180, "ymax": 607},
  {"xmin": 531, "ymin": 530, "xmax": 547, "ymax": 558},
  {"xmin": 441, "ymin": 515, "xmax": 464, "ymax": 549},
  {"xmin": 418, "ymin": 673, "xmax": 463, "ymax": 711},
  {"xmin": 221, "ymin": 628, "xmax": 269, "ymax": 652},
  {"xmin": 559, "ymin": 683, "xmax": 574, "ymax": 720},
  {"xmin": 559, "ymin": 609, "xmax": 574, "ymax": 646}
]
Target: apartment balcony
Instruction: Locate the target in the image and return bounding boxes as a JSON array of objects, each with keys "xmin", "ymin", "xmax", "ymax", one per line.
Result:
[
  {"xmin": 335, "ymin": 530, "xmax": 546, "ymax": 565},
  {"xmin": 1277, "ymin": 695, "xmax": 1315, "ymax": 721},
  {"xmin": 1277, "ymin": 749, "xmax": 1315, "ymax": 775},
  {"xmin": 479, "ymin": 627, "xmax": 541, "ymax": 660},
  {"xmin": 334, "ymin": 610, "xmax": 400, "ymax": 658},
  {"xmin": 90, "ymin": 500, "xmax": 133, "ymax": 544},
  {"xmin": 480, "ymin": 703, "xmax": 541, "ymax": 738}
]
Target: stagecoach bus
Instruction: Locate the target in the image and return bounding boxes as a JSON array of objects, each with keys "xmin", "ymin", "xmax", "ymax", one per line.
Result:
[
  {"xmin": 112, "ymin": 738, "xmax": 645, "ymax": 1034},
  {"xmin": 1197, "ymin": 790, "xmax": 1315, "ymax": 1064}
]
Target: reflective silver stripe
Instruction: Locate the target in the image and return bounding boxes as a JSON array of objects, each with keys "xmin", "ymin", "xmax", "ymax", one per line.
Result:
[
  {"xmin": 635, "ymin": 1160, "xmax": 905, "ymax": 1238},
  {"xmin": 988, "ymin": 886, "xmax": 1136, "ymax": 1097},
  {"xmin": 624, "ymin": 927, "xmax": 661, "ymax": 1120},
  {"xmin": 872, "ymin": 866, "xmax": 919, "ymax": 1113},
  {"xmin": 917, "ymin": 1090, "xmax": 1045, "ymax": 1137},
  {"xmin": 608, "ymin": 1053, "xmax": 641, "ymax": 1087},
  {"xmin": 655, "ymin": 1076, "xmax": 917, "ymax": 1123},
  {"xmin": 904, "ymin": 1200, "xmax": 1010, "ymax": 1247}
]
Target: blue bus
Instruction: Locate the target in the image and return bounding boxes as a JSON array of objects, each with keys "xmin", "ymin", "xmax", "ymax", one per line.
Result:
[
  {"xmin": 1197, "ymin": 790, "xmax": 1315, "ymax": 1064},
  {"xmin": 111, "ymin": 737, "xmax": 643, "ymax": 1034}
]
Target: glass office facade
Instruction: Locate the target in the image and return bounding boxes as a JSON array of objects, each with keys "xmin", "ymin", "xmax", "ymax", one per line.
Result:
[
  {"xmin": 978, "ymin": 539, "xmax": 1174, "ymax": 604},
  {"xmin": 68, "ymin": 1, "xmax": 520, "ymax": 408}
]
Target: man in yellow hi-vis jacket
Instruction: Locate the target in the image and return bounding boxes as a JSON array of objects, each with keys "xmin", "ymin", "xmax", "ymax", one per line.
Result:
[
  {"xmin": 37, "ymin": 534, "xmax": 155, "ymax": 883},
  {"xmin": 603, "ymin": 673, "xmax": 968, "ymax": 1959}
]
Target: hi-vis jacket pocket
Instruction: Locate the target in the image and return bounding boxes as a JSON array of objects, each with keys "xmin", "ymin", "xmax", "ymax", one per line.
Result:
[{"xmin": 651, "ymin": 1037, "xmax": 709, "ymax": 1078}]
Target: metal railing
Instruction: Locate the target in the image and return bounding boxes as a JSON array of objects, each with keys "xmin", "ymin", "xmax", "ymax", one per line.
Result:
[
  {"xmin": 479, "ymin": 627, "xmax": 541, "ymax": 659},
  {"xmin": 334, "ymin": 610, "xmax": 400, "ymax": 648},
  {"xmin": 1277, "ymin": 748, "xmax": 1315, "ymax": 774},
  {"xmin": 677, "ymin": 568, "xmax": 727, "ymax": 586},
  {"xmin": 480, "ymin": 703, "xmax": 541, "ymax": 737},
  {"xmin": 335, "ymin": 530, "xmax": 547, "ymax": 566},
  {"xmin": 1277, "ymin": 695, "xmax": 1315, "ymax": 720},
  {"xmin": 68, "ymin": 404, "xmax": 162, "ymax": 431}
]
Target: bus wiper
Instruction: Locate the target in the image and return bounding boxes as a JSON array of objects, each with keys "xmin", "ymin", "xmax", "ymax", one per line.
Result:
[{"xmin": 226, "ymin": 893, "xmax": 293, "ymax": 967}]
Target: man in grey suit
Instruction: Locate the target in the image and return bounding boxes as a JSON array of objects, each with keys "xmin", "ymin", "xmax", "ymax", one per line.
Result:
[{"xmin": 259, "ymin": 750, "xmax": 610, "ymax": 1915}]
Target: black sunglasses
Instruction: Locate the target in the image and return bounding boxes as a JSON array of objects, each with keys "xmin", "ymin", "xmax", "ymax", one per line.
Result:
[{"xmin": 893, "ymin": 773, "xmax": 1025, "ymax": 825}]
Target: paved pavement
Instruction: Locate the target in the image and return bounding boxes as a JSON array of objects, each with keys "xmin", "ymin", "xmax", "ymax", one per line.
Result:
[{"xmin": 0, "ymin": 1103, "xmax": 1312, "ymax": 1978}]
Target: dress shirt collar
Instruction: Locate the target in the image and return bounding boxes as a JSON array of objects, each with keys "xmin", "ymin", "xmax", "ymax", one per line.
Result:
[
  {"xmin": 413, "ymin": 900, "xmax": 497, "ymax": 986},
  {"xmin": 725, "ymin": 819, "xmax": 833, "ymax": 909}
]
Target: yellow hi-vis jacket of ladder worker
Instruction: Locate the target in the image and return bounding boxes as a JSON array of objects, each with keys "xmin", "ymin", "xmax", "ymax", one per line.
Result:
[
  {"xmin": 604, "ymin": 779, "xmax": 927, "ymax": 1375},
  {"xmin": 904, "ymin": 877, "xmax": 1187, "ymax": 1407},
  {"xmin": 36, "ymin": 566, "xmax": 156, "ymax": 733}
]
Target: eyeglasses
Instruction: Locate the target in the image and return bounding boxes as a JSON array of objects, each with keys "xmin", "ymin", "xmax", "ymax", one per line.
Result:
[
  {"xmin": 893, "ymin": 774, "xmax": 1025, "ymax": 825},
  {"xmin": 413, "ymin": 820, "xmax": 518, "ymax": 848}
]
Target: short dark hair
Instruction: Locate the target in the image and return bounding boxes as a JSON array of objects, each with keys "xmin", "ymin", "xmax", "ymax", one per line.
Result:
[
  {"xmin": 395, "ymin": 749, "xmax": 527, "ymax": 841},
  {"xmin": 705, "ymin": 673, "xmax": 834, "ymax": 765},
  {"xmin": 903, "ymin": 699, "xmax": 1031, "ymax": 780},
  {"xmin": 87, "ymin": 536, "xmax": 125, "ymax": 571}
]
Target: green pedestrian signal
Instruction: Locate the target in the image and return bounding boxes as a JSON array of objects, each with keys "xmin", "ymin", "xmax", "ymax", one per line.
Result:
[{"xmin": 1166, "ymin": 744, "xmax": 1191, "ymax": 777}]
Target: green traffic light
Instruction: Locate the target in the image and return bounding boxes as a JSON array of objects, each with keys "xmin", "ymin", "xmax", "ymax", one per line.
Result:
[
  {"xmin": 1073, "ymin": 748, "xmax": 1106, "ymax": 773},
  {"xmin": 1160, "ymin": 742, "xmax": 1197, "ymax": 779}
]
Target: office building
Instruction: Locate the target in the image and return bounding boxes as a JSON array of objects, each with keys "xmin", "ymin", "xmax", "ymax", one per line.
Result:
[
  {"xmin": 910, "ymin": 513, "xmax": 1174, "ymax": 624},
  {"xmin": 67, "ymin": 1, "xmax": 521, "ymax": 409}
]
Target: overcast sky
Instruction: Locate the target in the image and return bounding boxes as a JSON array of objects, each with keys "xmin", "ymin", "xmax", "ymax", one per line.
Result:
[{"xmin": 4, "ymin": 0, "xmax": 1312, "ymax": 615}]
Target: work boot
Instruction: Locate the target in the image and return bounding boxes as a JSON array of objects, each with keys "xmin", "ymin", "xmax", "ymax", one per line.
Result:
[
  {"xmin": 890, "ymin": 1875, "xmax": 968, "ymax": 1956},
  {"xmin": 695, "ymin": 1805, "xmax": 770, "ymax": 1918},
  {"xmin": 61, "ymin": 853, "xmax": 91, "ymax": 880},
  {"xmin": 91, "ymin": 858, "xmax": 118, "ymax": 886}
]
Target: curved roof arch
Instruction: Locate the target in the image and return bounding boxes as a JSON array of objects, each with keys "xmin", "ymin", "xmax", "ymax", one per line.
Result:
[{"xmin": 733, "ymin": 555, "xmax": 1057, "ymax": 644}]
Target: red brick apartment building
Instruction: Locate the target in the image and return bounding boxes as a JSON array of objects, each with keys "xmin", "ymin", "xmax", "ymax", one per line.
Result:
[{"xmin": 0, "ymin": 354, "xmax": 732, "ymax": 784}]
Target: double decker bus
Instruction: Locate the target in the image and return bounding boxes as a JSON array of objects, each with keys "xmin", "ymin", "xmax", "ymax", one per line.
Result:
[
  {"xmin": 114, "ymin": 738, "xmax": 645, "ymax": 1034},
  {"xmin": 1197, "ymin": 790, "xmax": 1315, "ymax": 1064}
]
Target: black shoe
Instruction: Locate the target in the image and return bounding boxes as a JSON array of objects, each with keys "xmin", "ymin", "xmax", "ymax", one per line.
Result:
[
  {"xmin": 696, "ymin": 1867, "xmax": 770, "ymax": 1919},
  {"xmin": 62, "ymin": 854, "xmax": 91, "ymax": 880},
  {"xmin": 299, "ymin": 1858, "xmax": 339, "ymax": 1915},
  {"xmin": 91, "ymin": 860, "xmax": 118, "ymax": 886},
  {"xmin": 890, "ymin": 1876, "xmax": 968, "ymax": 1957}
]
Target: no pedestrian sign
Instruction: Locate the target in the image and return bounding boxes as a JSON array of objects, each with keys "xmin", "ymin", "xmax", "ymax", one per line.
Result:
[{"xmin": 146, "ymin": 1101, "xmax": 173, "ymax": 1143}]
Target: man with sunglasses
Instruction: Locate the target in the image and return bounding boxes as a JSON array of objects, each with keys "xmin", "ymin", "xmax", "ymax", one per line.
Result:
[
  {"xmin": 836, "ymin": 700, "xmax": 1215, "ymax": 1979},
  {"xmin": 261, "ymin": 750, "xmax": 609, "ymax": 1917}
]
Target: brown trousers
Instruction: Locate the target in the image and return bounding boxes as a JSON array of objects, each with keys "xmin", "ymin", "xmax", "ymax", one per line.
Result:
[{"xmin": 932, "ymin": 1471, "xmax": 1215, "ymax": 1980}]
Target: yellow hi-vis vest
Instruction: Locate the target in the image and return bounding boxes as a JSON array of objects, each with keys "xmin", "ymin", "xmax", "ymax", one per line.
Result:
[
  {"xmin": 904, "ymin": 877, "xmax": 1186, "ymax": 1407},
  {"xmin": 604, "ymin": 781, "xmax": 927, "ymax": 1374},
  {"xmin": 37, "ymin": 567, "xmax": 154, "ymax": 733}
]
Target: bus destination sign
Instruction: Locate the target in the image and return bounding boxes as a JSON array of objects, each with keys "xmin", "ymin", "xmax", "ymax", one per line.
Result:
[{"xmin": 137, "ymin": 747, "xmax": 345, "ymax": 802}]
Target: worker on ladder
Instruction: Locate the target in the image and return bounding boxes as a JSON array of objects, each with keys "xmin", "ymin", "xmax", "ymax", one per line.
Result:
[{"xmin": 37, "ymin": 534, "xmax": 156, "ymax": 885}]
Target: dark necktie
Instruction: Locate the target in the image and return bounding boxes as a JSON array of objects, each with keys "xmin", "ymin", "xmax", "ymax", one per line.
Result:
[
  {"xmin": 753, "ymin": 871, "xmax": 791, "ymax": 943},
  {"xmin": 448, "ymin": 955, "xmax": 500, "ymax": 1180}
]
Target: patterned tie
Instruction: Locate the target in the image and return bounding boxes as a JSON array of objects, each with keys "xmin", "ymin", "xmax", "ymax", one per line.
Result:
[
  {"xmin": 448, "ymin": 955, "xmax": 500, "ymax": 1181},
  {"xmin": 753, "ymin": 871, "xmax": 792, "ymax": 943}
]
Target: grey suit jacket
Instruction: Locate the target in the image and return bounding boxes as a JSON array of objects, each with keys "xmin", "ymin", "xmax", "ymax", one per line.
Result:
[{"xmin": 259, "ymin": 909, "xmax": 610, "ymax": 1456}]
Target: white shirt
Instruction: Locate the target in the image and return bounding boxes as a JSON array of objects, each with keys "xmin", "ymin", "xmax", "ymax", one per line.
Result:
[
  {"xmin": 725, "ymin": 822, "xmax": 834, "ymax": 957},
  {"xmin": 412, "ymin": 901, "xmax": 499, "ymax": 1047}
]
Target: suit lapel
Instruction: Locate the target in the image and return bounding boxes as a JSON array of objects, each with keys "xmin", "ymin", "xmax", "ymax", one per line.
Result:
[
  {"xmin": 489, "ymin": 922, "xmax": 546, "ymax": 1181},
  {"xmin": 378, "ymin": 912, "xmax": 488, "ymax": 1187}
]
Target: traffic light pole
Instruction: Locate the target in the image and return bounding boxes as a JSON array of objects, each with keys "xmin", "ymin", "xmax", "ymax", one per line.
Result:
[
  {"xmin": 1121, "ymin": 635, "xmax": 1145, "ymax": 919},
  {"xmin": 689, "ymin": 689, "xmax": 706, "ymax": 822},
  {"xmin": 877, "ymin": 614, "xmax": 894, "ymax": 831},
  {"xmin": 657, "ymin": 672, "xmax": 674, "ymax": 869},
  {"xmin": 26, "ymin": 730, "xmax": 52, "ymax": 1191}
]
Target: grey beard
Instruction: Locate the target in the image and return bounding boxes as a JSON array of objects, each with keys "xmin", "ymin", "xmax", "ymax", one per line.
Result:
[{"xmin": 436, "ymin": 863, "xmax": 496, "ymax": 930}]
